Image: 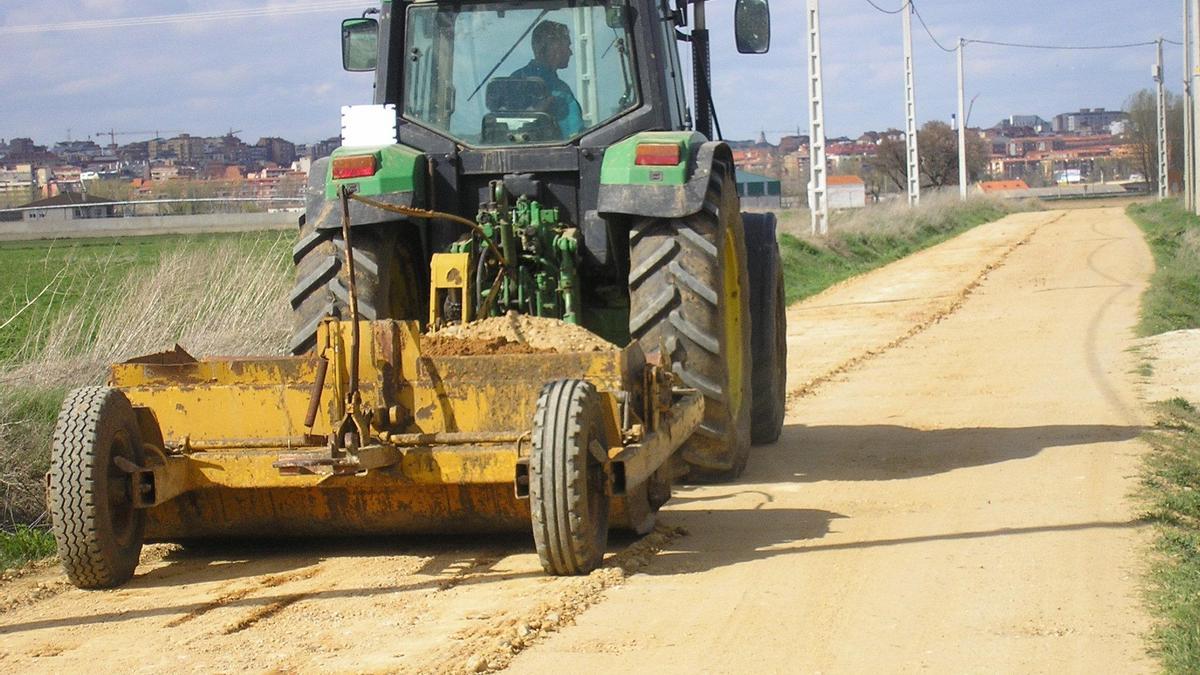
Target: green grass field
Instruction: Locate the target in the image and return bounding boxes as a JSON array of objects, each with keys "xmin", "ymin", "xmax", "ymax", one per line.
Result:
[
  {"xmin": 1127, "ymin": 200, "xmax": 1200, "ymax": 336},
  {"xmin": 1141, "ymin": 398, "xmax": 1200, "ymax": 674},
  {"xmin": 0, "ymin": 231, "xmax": 290, "ymax": 364},
  {"xmin": 1126, "ymin": 200, "xmax": 1200, "ymax": 672}
]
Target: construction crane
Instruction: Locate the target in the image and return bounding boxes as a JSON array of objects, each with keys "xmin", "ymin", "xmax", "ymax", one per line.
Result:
[{"xmin": 93, "ymin": 129, "xmax": 185, "ymax": 154}]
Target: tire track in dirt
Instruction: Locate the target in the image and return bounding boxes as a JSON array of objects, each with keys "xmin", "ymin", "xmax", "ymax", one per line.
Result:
[
  {"xmin": 221, "ymin": 592, "xmax": 311, "ymax": 634},
  {"xmin": 396, "ymin": 525, "xmax": 685, "ymax": 675},
  {"xmin": 788, "ymin": 212, "xmax": 1066, "ymax": 401},
  {"xmin": 1078, "ymin": 218, "xmax": 1143, "ymax": 426},
  {"xmin": 0, "ymin": 526, "xmax": 687, "ymax": 672},
  {"xmin": 165, "ymin": 566, "xmax": 321, "ymax": 629}
]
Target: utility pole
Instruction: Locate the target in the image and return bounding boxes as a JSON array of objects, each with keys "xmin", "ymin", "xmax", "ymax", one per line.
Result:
[
  {"xmin": 957, "ymin": 38, "xmax": 968, "ymax": 200},
  {"xmin": 806, "ymin": 0, "xmax": 829, "ymax": 235},
  {"xmin": 1156, "ymin": 38, "xmax": 1169, "ymax": 201},
  {"xmin": 902, "ymin": 2, "xmax": 921, "ymax": 206},
  {"xmin": 1193, "ymin": 0, "xmax": 1200, "ymax": 213},
  {"xmin": 1185, "ymin": 1, "xmax": 1195, "ymax": 209},
  {"xmin": 693, "ymin": 0, "xmax": 712, "ymax": 140}
]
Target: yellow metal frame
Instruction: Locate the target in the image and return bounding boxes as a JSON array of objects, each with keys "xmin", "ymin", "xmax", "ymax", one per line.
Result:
[
  {"xmin": 108, "ymin": 319, "xmax": 704, "ymax": 539},
  {"xmin": 428, "ymin": 252, "xmax": 472, "ymax": 326}
]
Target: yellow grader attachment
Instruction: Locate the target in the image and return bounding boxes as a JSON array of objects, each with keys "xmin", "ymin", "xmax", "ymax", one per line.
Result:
[{"xmin": 47, "ymin": 318, "xmax": 702, "ymax": 588}]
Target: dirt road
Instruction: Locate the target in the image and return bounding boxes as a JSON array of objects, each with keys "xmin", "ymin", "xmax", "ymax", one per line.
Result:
[{"xmin": 0, "ymin": 206, "xmax": 1155, "ymax": 673}]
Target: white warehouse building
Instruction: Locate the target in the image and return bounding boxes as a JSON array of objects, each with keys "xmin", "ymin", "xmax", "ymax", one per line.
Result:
[{"xmin": 827, "ymin": 175, "xmax": 866, "ymax": 209}]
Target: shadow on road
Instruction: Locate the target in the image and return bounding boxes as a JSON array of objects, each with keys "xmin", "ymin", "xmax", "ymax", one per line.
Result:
[
  {"xmin": 0, "ymin": 534, "xmax": 544, "ymax": 635},
  {"xmin": 623, "ymin": 421, "xmax": 1146, "ymax": 574},
  {"xmin": 121, "ymin": 531, "xmax": 537, "ymax": 589},
  {"xmin": 636, "ymin": 502, "xmax": 1141, "ymax": 576},
  {"xmin": 747, "ymin": 422, "xmax": 1142, "ymax": 483}
]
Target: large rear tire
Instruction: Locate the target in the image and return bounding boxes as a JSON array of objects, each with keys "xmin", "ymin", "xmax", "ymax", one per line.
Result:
[
  {"xmin": 744, "ymin": 212, "xmax": 787, "ymax": 444},
  {"xmin": 289, "ymin": 216, "xmax": 424, "ymax": 354},
  {"xmin": 628, "ymin": 162, "xmax": 753, "ymax": 482},
  {"xmin": 49, "ymin": 387, "xmax": 145, "ymax": 589},
  {"xmin": 530, "ymin": 379, "xmax": 610, "ymax": 575}
]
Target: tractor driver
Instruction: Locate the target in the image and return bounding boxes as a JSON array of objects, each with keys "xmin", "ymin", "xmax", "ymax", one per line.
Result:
[{"xmin": 510, "ymin": 20, "xmax": 584, "ymax": 137}]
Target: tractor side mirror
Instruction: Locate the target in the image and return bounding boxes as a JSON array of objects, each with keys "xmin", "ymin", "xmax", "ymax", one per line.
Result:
[
  {"xmin": 606, "ymin": 5, "xmax": 627, "ymax": 29},
  {"xmin": 734, "ymin": 0, "xmax": 770, "ymax": 54},
  {"xmin": 342, "ymin": 18, "xmax": 379, "ymax": 72}
]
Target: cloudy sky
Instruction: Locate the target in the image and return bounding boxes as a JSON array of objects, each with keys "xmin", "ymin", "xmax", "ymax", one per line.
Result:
[{"xmin": 0, "ymin": 1, "xmax": 1188, "ymax": 147}]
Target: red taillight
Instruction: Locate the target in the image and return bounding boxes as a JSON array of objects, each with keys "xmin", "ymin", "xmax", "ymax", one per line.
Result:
[
  {"xmin": 331, "ymin": 154, "xmax": 378, "ymax": 179},
  {"xmin": 635, "ymin": 143, "xmax": 682, "ymax": 166}
]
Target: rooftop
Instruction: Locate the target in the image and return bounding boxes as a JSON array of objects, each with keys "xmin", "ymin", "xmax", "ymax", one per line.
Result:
[
  {"xmin": 827, "ymin": 175, "xmax": 865, "ymax": 186},
  {"xmin": 20, "ymin": 192, "xmax": 116, "ymax": 208},
  {"xmin": 978, "ymin": 180, "xmax": 1030, "ymax": 193}
]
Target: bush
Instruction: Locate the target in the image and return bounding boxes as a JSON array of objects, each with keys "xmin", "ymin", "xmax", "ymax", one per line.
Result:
[{"xmin": 0, "ymin": 525, "xmax": 56, "ymax": 571}]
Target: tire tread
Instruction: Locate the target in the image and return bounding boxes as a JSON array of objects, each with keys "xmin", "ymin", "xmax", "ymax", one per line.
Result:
[{"xmin": 49, "ymin": 387, "xmax": 144, "ymax": 589}]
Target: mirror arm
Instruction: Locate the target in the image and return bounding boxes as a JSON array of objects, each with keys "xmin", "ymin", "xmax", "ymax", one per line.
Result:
[{"xmin": 673, "ymin": 0, "xmax": 688, "ymax": 27}]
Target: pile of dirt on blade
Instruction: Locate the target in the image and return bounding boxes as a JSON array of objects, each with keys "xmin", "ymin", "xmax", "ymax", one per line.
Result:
[
  {"xmin": 428, "ymin": 312, "xmax": 617, "ymax": 354},
  {"xmin": 421, "ymin": 336, "xmax": 548, "ymax": 357}
]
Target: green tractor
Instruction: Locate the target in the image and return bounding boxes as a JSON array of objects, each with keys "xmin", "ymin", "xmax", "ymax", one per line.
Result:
[{"xmin": 294, "ymin": 0, "xmax": 787, "ymax": 481}]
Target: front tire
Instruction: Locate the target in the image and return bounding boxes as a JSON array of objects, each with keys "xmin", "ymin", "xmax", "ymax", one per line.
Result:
[
  {"xmin": 628, "ymin": 162, "xmax": 753, "ymax": 482},
  {"xmin": 49, "ymin": 387, "xmax": 145, "ymax": 589}
]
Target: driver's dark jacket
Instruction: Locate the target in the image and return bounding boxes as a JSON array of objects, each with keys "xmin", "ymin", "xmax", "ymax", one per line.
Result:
[{"xmin": 509, "ymin": 59, "xmax": 584, "ymax": 137}]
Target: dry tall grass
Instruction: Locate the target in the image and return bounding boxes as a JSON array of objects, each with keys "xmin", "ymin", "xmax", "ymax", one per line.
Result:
[
  {"xmin": 0, "ymin": 233, "xmax": 292, "ymax": 524},
  {"xmin": 7, "ymin": 235, "xmax": 292, "ymax": 387},
  {"xmin": 774, "ymin": 191, "xmax": 1039, "ymax": 240}
]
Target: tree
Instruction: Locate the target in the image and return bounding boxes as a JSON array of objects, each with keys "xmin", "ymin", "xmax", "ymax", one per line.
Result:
[
  {"xmin": 1127, "ymin": 89, "xmax": 1158, "ymax": 185},
  {"xmin": 875, "ymin": 121, "xmax": 989, "ymax": 192},
  {"xmin": 1126, "ymin": 88, "xmax": 1185, "ymax": 190},
  {"xmin": 876, "ymin": 133, "xmax": 908, "ymax": 192}
]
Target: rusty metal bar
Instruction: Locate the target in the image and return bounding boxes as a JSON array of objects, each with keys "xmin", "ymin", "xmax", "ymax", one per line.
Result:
[
  {"xmin": 386, "ymin": 431, "xmax": 525, "ymax": 446},
  {"xmin": 304, "ymin": 357, "xmax": 329, "ymax": 430},
  {"xmin": 176, "ymin": 437, "xmax": 325, "ymax": 451},
  {"xmin": 339, "ymin": 186, "xmax": 361, "ymax": 398}
]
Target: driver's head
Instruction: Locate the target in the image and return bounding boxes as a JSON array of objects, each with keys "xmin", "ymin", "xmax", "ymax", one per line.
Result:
[{"xmin": 532, "ymin": 20, "xmax": 572, "ymax": 70}]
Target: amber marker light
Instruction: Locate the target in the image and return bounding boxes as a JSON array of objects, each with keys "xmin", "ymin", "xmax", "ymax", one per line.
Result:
[
  {"xmin": 634, "ymin": 143, "xmax": 682, "ymax": 166},
  {"xmin": 331, "ymin": 154, "xmax": 378, "ymax": 179}
]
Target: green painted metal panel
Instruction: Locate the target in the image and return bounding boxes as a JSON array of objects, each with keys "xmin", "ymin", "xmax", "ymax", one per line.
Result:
[
  {"xmin": 325, "ymin": 144, "xmax": 423, "ymax": 199},
  {"xmin": 600, "ymin": 131, "xmax": 701, "ymax": 186}
]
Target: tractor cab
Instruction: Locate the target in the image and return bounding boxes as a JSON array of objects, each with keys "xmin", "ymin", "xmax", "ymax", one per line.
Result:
[
  {"xmin": 342, "ymin": 0, "xmax": 769, "ymax": 150},
  {"xmin": 395, "ymin": 3, "xmax": 638, "ymax": 146}
]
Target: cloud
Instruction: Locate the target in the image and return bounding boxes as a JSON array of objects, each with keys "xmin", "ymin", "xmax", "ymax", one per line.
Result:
[{"xmin": 49, "ymin": 73, "xmax": 124, "ymax": 96}]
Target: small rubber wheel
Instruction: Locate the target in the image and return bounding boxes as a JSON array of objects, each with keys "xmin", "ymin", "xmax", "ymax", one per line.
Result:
[
  {"xmin": 49, "ymin": 387, "xmax": 146, "ymax": 589},
  {"xmin": 530, "ymin": 379, "xmax": 609, "ymax": 575}
]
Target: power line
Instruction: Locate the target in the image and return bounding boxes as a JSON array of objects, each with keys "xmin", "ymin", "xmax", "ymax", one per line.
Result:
[
  {"xmin": 864, "ymin": 0, "xmax": 908, "ymax": 15},
  {"xmin": 863, "ymin": 1, "xmax": 954, "ymax": 52},
  {"xmin": 911, "ymin": 4, "xmax": 956, "ymax": 53},
  {"xmin": 0, "ymin": 1, "xmax": 366, "ymax": 35},
  {"xmin": 966, "ymin": 37, "xmax": 1161, "ymax": 50},
  {"xmin": 863, "ymin": 0, "xmax": 1179, "ymax": 53}
]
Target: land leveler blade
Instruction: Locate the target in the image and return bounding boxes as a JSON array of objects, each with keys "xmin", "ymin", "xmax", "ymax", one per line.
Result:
[{"xmin": 47, "ymin": 319, "xmax": 701, "ymax": 587}]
